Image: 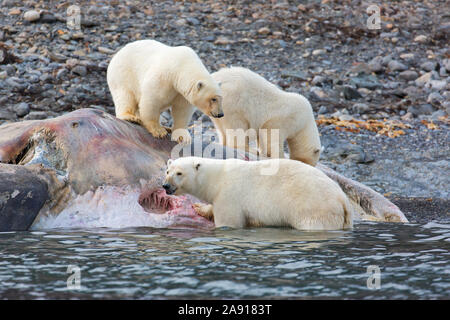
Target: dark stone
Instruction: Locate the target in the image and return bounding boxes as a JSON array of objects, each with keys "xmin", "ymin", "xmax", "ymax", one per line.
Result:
[
  {"xmin": 0, "ymin": 164, "xmax": 49, "ymax": 231},
  {"xmin": 343, "ymin": 86, "xmax": 362, "ymax": 100}
]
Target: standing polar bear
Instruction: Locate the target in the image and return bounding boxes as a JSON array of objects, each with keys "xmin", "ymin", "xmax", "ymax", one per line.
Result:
[
  {"xmin": 107, "ymin": 40, "xmax": 223, "ymax": 142},
  {"xmin": 163, "ymin": 157, "xmax": 353, "ymax": 230},
  {"xmin": 211, "ymin": 67, "xmax": 321, "ymax": 166}
]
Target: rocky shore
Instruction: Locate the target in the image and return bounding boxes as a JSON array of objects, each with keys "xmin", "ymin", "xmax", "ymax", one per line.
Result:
[{"xmin": 0, "ymin": 0, "xmax": 448, "ymax": 221}]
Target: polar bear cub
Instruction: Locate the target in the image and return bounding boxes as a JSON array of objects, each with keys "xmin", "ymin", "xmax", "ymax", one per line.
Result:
[
  {"xmin": 211, "ymin": 67, "xmax": 321, "ymax": 166},
  {"xmin": 107, "ymin": 40, "xmax": 223, "ymax": 142},
  {"xmin": 163, "ymin": 157, "xmax": 353, "ymax": 230}
]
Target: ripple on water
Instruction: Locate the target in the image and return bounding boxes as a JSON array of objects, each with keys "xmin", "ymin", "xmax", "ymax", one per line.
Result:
[{"xmin": 0, "ymin": 222, "xmax": 448, "ymax": 299}]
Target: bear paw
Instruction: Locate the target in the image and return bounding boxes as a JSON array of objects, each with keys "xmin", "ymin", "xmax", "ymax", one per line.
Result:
[
  {"xmin": 193, "ymin": 203, "xmax": 214, "ymax": 221},
  {"xmin": 145, "ymin": 123, "xmax": 168, "ymax": 139}
]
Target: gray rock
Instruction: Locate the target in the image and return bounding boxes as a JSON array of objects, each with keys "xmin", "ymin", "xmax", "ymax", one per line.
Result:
[
  {"xmin": 350, "ymin": 74, "xmax": 381, "ymax": 90},
  {"xmin": 23, "ymin": 10, "xmax": 40, "ymax": 22},
  {"xmin": 431, "ymin": 109, "xmax": 447, "ymax": 120},
  {"xmin": 352, "ymin": 103, "xmax": 370, "ymax": 114},
  {"xmin": 443, "ymin": 59, "xmax": 450, "ymax": 73},
  {"xmin": 24, "ymin": 111, "xmax": 49, "ymax": 120},
  {"xmin": 407, "ymin": 104, "xmax": 435, "ymax": 116},
  {"xmin": 14, "ymin": 102, "xmax": 30, "ymax": 117},
  {"xmin": 318, "ymin": 105, "xmax": 328, "ymax": 114},
  {"xmin": 310, "ymin": 86, "xmax": 327, "ymax": 100},
  {"xmin": 427, "ymin": 92, "xmax": 443, "ymax": 104},
  {"xmin": 56, "ymin": 68, "xmax": 68, "ymax": 80},
  {"xmin": 368, "ymin": 56, "xmax": 383, "ymax": 73},
  {"xmin": 388, "ymin": 60, "xmax": 408, "ymax": 72},
  {"xmin": 343, "ymin": 86, "xmax": 362, "ymax": 100},
  {"xmin": 420, "ymin": 61, "xmax": 436, "ymax": 72},
  {"xmin": 428, "ymin": 80, "xmax": 447, "ymax": 91},
  {"xmin": 398, "ymin": 70, "xmax": 419, "ymax": 81},
  {"xmin": 72, "ymin": 65, "xmax": 87, "ymax": 76},
  {"xmin": 312, "ymin": 75, "xmax": 326, "ymax": 86},
  {"xmin": 415, "ymin": 72, "xmax": 432, "ymax": 87},
  {"xmin": 281, "ymin": 71, "xmax": 308, "ymax": 81}
]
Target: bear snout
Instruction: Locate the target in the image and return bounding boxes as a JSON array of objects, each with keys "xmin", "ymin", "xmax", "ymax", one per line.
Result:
[
  {"xmin": 212, "ymin": 112, "xmax": 224, "ymax": 118},
  {"xmin": 162, "ymin": 183, "xmax": 176, "ymax": 195}
]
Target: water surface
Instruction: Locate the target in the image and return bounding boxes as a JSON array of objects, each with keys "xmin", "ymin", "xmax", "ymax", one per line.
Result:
[{"xmin": 0, "ymin": 221, "xmax": 449, "ymax": 299}]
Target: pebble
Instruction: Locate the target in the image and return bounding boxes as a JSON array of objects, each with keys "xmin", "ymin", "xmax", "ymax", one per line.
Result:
[
  {"xmin": 72, "ymin": 65, "xmax": 87, "ymax": 76},
  {"xmin": 23, "ymin": 10, "xmax": 40, "ymax": 22},
  {"xmin": 414, "ymin": 35, "xmax": 427, "ymax": 43},
  {"xmin": 388, "ymin": 60, "xmax": 408, "ymax": 72},
  {"xmin": 14, "ymin": 102, "xmax": 30, "ymax": 117},
  {"xmin": 258, "ymin": 27, "xmax": 270, "ymax": 35},
  {"xmin": 415, "ymin": 72, "xmax": 432, "ymax": 87},
  {"xmin": 420, "ymin": 61, "xmax": 436, "ymax": 72},
  {"xmin": 368, "ymin": 56, "xmax": 383, "ymax": 73},
  {"xmin": 98, "ymin": 47, "xmax": 115, "ymax": 54},
  {"xmin": 352, "ymin": 103, "xmax": 370, "ymax": 114},
  {"xmin": 427, "ymin": 80, "xmax": 447, "ymax": 91},
  {"xmin": 407, "ymin": 104, "xmax": 434, "ymax": 116},
  {"xmin": 398, "ymin": 70, "xmax": 418, "ymax": 81},
  {"xmin": 312, "ymin": 49, "xmax": 325, "ymax": 56},
  {"xmin": 427, "ymin": 92, "xmax": 443, "ymax": 104}
]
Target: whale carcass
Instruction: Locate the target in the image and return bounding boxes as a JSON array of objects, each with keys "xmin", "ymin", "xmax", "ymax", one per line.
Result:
[{"xmin": 0, "ymin": 108, "xmax": 407, "ymax": 231}]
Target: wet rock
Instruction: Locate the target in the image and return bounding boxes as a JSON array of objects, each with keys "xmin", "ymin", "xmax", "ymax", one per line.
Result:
[
  {"xmin": 388, "ymin": 60, "xmax": 408, "ymax": 72},
  {"xmin": 398, "ymin": 70, "xmax": 419, "ymax": 81},
  {"xmin": 23, "ymin": 10, "xmax": 40, "ymax": 22},
  {"xmin": 14, "ymin": 102, "xmax": 30, "ymax": 117}
]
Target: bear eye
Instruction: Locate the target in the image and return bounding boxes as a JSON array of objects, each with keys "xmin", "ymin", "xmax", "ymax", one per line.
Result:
[
  {"xmin": 177, "ymin": 172, "xmax": 182, "ymax": 176},
  {"xmin": 211, "ymin": 98, "xmax": 217, "ymax": 103}
]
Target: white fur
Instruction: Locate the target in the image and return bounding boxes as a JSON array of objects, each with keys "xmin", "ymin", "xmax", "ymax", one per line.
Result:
[
  {"xmin": 165, "ymin": 157, "xmax": 353, "ymax": 230},
  {"xmin": 107, "ymin": 40, "xmax": 222, "ymax": 141},
  {"xmin": 211, "ymin": 67, "xmax": 321, "ymax": 166}
]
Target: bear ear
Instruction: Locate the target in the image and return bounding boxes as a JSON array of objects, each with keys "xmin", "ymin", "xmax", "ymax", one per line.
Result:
[
  {"xmin": 194, "ymin": 163, "xmax": 201, "ymax": 171},
  {"xmin": 217, "ymin": 82, "xmax": 222, "ymax": 87},
  {"xmin": 167, "ymin": 159, "xmax": 173, "ymax": 166},
  {"xmin": 197, "ymin": 81, "xmax": 203, "ymax": 91}
]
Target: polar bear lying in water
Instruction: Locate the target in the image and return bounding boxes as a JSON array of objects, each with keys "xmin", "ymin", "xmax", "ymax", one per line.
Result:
[
  {"xmin": 163, "ymin": 157, "xmax": 353, "ymax": 230},
  {"xmin": 107, "ymin": 40, "xmax": 223, "ymax": 142}
]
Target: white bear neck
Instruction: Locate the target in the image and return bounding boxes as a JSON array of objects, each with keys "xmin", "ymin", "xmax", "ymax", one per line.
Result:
[
  {"xmin": 190, "ymin": 161, "xmax": 224, "ymax": 203},
  {"xmin": 172, "ymin": 68, "xmax": 209, "ymax": 105}
]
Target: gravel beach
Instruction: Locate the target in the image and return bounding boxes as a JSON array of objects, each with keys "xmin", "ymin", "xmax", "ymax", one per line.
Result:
[{"xmin": 0, "ymin": 0, "xmax": 448, "ymax": 221}]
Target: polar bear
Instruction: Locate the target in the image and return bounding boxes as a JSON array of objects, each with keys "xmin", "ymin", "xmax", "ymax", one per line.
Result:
[
  {"xmin": 107, "ymin": 40, "xmax": 223, "ymax": 142},
  {"xmin": 211, "ymin": 67, "xmax": 321, "ymax": 166},
  {"xmin": 163, "ymin": 157, "xmax": 353, "ymax": 230}
]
